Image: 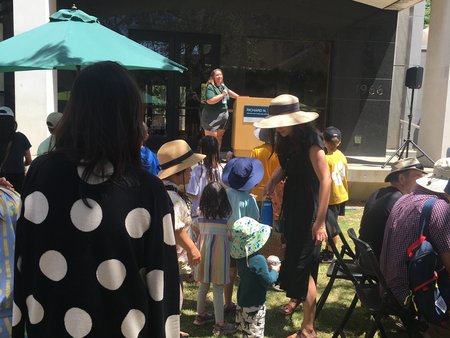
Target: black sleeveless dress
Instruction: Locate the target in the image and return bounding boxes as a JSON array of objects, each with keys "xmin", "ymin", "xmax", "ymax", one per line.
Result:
[{"xmin": 278, "ymin": 129, "xmax": 323, "ymax": 300}]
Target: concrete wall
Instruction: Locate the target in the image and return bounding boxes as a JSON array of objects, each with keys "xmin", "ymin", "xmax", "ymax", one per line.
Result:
[
  {"xmin": 12, "ymin": 0, "xmax": 57, "ymax": 157},
  {"xmin": 418, "ymin": 0, "xmax": 450, "ymax": 160}
]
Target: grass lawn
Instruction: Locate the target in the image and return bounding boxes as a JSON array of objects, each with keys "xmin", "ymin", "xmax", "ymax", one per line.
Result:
[{"xmin": 180, "ymin": 206, "xmax": 410, "ymax": 337}]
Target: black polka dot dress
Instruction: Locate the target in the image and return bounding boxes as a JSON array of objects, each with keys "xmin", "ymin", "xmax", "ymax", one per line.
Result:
[{"xmin": 12, "ymin": 153, "xmax": 180, "ymax": 338}]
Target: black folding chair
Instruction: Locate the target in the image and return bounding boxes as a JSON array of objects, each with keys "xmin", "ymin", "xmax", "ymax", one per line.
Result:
[
  {"xmin": 316, "ymin": 214, "xmax": 366, "ymax": 337},
  {"xmin": 347, "ymin": 228, "xmax": 426, "ymax": 338},
  {"xmin": 316, "ymin": 214, "xmax": 364, "ymax": 315}
]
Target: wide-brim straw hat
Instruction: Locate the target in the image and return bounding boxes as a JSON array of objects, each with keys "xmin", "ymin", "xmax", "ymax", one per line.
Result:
[
  {"xmin": 253, "ymin": 94, "xmax": 319, "ymax": 129},
  {"xmin": 384, "ymin": 157, "xmax": 426, "ymax": 182},
  {"xmin": 416, "ymin": 157, "xmax": 450, "ymax": 193},
  {"xmin": 157, "ymin": 139, "xmax": 205, "ymax": 179},
  {"xmin": 231, "ymin": 217, "xmax": 271, "ymax": 259}
]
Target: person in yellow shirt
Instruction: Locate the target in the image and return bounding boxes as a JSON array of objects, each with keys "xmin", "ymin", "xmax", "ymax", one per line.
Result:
[
  {"xmin": 320, "ymin": 126, "xmax": 349, "ymax": 262},
  {"xmin": 250, "ymin": 128, "xmax": 283, "ymax": 230}
]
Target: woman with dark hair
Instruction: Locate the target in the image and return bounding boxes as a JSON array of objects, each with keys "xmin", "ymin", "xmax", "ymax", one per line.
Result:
[
  {"xmin": 200, "ymin": 68, "xmax": 239, "ymax": 151},
  {"xmin": 255, "ymin": 95, "xmax": 331, "ymax": 338},
  {"xmin": 12, "ymin": 62, "xmax": 180, "ymax": 338},
  {"xmin": 0, "ymin": 107, "xmax": 31, "ymax": 193},
  {"xmin": 186, "ymin": 135, "xmax": 223, "ymax": 218}
]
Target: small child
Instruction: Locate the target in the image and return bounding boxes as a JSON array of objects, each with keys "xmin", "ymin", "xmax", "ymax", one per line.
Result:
[
  {"xmin": 157, "ymin": 139, "xmax": 205, "ymax": 338},
  {"xmin": 193, "ymin": 181, "xmax": 237, "ymax": 336},
  {"xmin": 186, "ymin": 135, "xmax": 223, "ymax": 218},
  {"xmin": 231, "ymin": 217, "xmax": 280, "ymax": 338},
  {"xmin": 140, "ymin": 122, "xmax": 160, "ymax": 176},
  {"xmin": 222, "ymin": 157, "xmax": 264, "ymax": 314},
  {"xmin": 250, "ymin": 128, "xmax": 284, "ymax": 230},
  {"xmin": 320, "ymin": 126, "xmax": 349, "ymax": 262}
]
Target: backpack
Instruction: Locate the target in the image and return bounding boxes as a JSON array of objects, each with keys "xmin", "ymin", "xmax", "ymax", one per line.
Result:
[{"xmin": 407, "ymin": 198, "xmax": 450, "ymax": 325}]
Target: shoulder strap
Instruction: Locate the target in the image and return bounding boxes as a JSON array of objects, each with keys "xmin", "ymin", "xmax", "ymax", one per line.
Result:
[{"xmin": 419, "ymin": 198, "xmax": 437, "ymax": 237}]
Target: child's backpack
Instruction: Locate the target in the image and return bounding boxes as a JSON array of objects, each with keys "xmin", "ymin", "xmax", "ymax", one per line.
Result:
[{"xmin": 407, "ymin": 198, "xmax": 450, "ymax": 326}]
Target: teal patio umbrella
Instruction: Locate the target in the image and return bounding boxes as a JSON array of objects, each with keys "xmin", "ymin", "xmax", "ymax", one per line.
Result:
[{"xmin": 0, "ymin": 7, "xmax": 186, "ymax": 72}]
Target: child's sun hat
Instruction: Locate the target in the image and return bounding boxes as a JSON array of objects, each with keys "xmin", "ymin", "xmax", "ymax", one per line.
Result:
[
  {"xmin": 222, "ymin": 157, "xmax": 264, "ymax": 191},
  {"xmin": 231, "ymin": 217, "xmax": 271, "ymax": 259}
]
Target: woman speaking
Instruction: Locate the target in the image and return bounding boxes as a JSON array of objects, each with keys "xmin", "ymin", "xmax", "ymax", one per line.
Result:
[{"xmin": 200, "ymin": 68, "xmax": 239, "ymax": 151}]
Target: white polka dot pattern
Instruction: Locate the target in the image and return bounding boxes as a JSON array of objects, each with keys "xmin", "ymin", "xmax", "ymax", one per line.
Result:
[
  {"xmin": 125, "ymin": 208, "xmax": 151, "ymax": 238},
  {"xmin": 162, "ymin": 213, "xmax": 176, "ymax": 246},
  {"xmin": 165, "ymin": 314, "xmax": 180, "ymax": 338},
  {"xmin": 70, "ymin": 199, "xmax": 102, "ymax": 232},
  {"xmin": 96, "ymin": 259, "xmax": 126, "ymax": 290},
  {"xmin": 12, "ymin": 301, "xmax": 21, "ymax": 326},
  {"xmin": 121, "ymin": 309, "xmax": 146, "ymax": 338},
  {"xmin": 39, "ymin": 250, "xmax": 67, "ymax": 281},
  {"xmin": 146, "ymin": 269, "xmax": 164, "ymax": 301},
  {"xmin": 77, "ymin": 162, "xmax": 114, "ymax": 185},
  {"xmin": 26, "ymin": 295, "xmax": 44, "ymax": 325},
  {"xmin": 64, "ymin": 307, "xmax": 92, "ymax": 338},
  {"xmin": 24, "ymin": 191, "xmax": 49, "ymax": 224}
]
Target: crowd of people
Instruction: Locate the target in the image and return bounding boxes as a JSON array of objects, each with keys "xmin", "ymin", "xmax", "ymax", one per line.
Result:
[{"xmin": 0, "ymin": 61, "xmax": 449, "ymax": 338}]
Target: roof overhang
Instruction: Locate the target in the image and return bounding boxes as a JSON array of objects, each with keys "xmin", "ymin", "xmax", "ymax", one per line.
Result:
[{"xmin": 353, "ymin": 0, "xmax": 423, "ymax": 11}]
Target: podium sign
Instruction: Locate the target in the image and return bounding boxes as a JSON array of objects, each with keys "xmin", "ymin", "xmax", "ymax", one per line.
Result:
[{"xmin": 232, "ymin": 96, "xmax": 272, "ymax": 157}]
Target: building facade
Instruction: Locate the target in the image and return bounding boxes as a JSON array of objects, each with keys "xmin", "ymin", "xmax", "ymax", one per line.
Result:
[{"xmin": 2, "ymin": 0, "xmax": 423, "ymax": 156}]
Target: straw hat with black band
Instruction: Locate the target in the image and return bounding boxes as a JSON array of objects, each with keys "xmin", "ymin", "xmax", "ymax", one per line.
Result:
[
  {"xmin": 253, "ymin": 94, "xmax": 319, "ymax": 129},
  {"xmin": 157, "ymin": 140, "xmax": 205, "ymax": 179}
]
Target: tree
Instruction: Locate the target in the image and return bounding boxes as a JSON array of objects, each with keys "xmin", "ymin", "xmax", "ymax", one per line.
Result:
[{"xmin": 424, "ymin": 0, "xmax": 431, "ymax": 28}]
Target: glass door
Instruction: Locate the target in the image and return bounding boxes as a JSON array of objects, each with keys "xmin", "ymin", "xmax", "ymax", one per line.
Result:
[{"xmin": 130, "ymin": 30, "xmax": 220, "ymax": 151}]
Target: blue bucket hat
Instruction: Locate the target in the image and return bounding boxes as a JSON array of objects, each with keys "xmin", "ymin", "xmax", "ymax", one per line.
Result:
[{"xmin": 222, "ymin": 157, "xmax": 264, "ymax": 191}]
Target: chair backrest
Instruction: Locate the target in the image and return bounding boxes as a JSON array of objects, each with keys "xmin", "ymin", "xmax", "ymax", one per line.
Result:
[
  {"xmin": 326, "ymin": 211, "xmax": 356, "ymax": 260},
  {"xmin": 347, "ymin": 228, "xmax": 403, "ymax": 305}
]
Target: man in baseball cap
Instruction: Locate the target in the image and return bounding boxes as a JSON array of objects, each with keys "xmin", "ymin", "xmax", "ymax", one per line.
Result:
[
  {"xmin": 359, "ymin": 157, "xmax": 426, "ymax": 259},
  {"xmin": 37, "ymin": 112, "xmax": 63, "ymax": 156}
]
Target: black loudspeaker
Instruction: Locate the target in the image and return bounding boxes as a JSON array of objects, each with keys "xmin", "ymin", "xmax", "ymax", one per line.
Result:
[{"xmin": 405, "ymin": 66, "xmax": 424, "ymax": 89}]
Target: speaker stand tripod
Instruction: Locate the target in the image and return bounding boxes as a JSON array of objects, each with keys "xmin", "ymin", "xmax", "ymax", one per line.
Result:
[{"xmin": 382, "ymin": 87, "xmax": 433, "ymax": 168}]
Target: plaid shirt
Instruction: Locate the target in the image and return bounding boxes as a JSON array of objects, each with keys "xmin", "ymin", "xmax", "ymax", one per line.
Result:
[{"xmin": 379, "ymin": 186, "xmax": 450, "ymax": 304}]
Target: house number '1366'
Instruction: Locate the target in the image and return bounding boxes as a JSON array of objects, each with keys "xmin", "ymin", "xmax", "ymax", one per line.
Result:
[{"xmin": 357, "ymin": 84, "xmax": 384, "ymax": 96}]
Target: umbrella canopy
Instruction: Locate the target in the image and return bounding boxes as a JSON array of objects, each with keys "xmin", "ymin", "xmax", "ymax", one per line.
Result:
[{"xmin": 0, "ymin": 7, "xmax": 186, "ymax": 72}]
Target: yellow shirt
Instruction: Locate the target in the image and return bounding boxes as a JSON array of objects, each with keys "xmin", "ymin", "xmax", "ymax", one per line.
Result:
[
  {"xmin": 250, "ymin": 143, "xmax": 280, "ymax": 202},
  {"xmin": 326, "ymin": 149, "xmax": 349, "ymax": 205}
]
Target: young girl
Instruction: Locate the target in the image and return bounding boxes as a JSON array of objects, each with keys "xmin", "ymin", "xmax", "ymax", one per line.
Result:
[
  {"xmin": 194, "ymin": 181, "xmax": 237, "ymax": 336},
  {"xmin": 187, "ymin": 135, "xmax": 223, "ymax": 218},
  {"xmin": 320, "ymin": 126, "xmax": 349, "ymax": 262}
]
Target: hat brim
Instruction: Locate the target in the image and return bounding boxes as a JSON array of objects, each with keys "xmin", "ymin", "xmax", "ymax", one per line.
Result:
[
  {"xmin": 222, "ymin": 158, "xmax": 264, "ymax": 191},
  {"xmin": 253, "ymin": 128, "xmax": 270, "ymax": 143},
  {"xmin": 253, "ymin": 111, "xmax": 319, "ymax": 129},
  {"xmin": 231, "ymin": 222, "xmax": 271, "ymax": 259},
  {"xmin": 384, "ymin": 167, "xmax": 427, "ymax": 182},
  {"xmin": 416, "ymin": 173, "xmax": 448, "ymax": 193},
  {"xmin": 158, "ymin": 153, "xmax": 205, "ymax": 179}
]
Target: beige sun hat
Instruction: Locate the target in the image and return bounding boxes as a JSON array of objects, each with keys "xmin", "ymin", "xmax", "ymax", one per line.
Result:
[
  {"xmin": 416, "ymin": 157, "xmax": 450, "ymax": 193},
  {"xmin": 253, "ymin": 94, "xmax": 319, "ymax": 129},
  {"xmin": 157, "ymin": 139, "xmax": 205, "ymax": 179},
  {"xmin": 384, "ymin": 157, "xmax": 426, "ymax": 182}
]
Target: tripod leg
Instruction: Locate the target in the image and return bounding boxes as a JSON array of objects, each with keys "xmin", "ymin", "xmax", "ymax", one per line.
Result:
[
  {"xmin": 408, "ymin": 140, "xmax": 434, "ymax": 163},
  {"xmin": 382, "ymin": 141, "xmax": 409, "ymax": 168}
]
